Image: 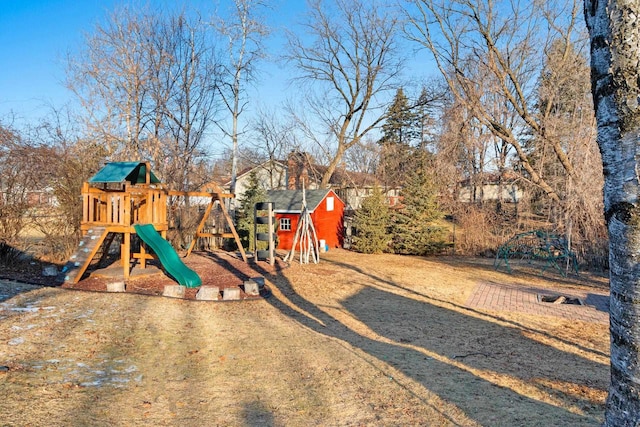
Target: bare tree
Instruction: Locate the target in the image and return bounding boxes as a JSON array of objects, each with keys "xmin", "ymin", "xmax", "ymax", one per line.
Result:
[
  {"xmin": 533, "ymin": 39, "xmax": 604, "ymax": 249},
  {"xmin": 285, "ymin": 0, "xmax": 404, "ymax": 188},
  {"xmin": 214, "ymin": 0, "xmax": 269, "ymax": 193},
  {"xmin": 158, "ymin": 13, "xmax": 221, "ymax": 191},
  {"xmin": 344, "ymin": 137, "xmax": 380, "ymax": 176},
  {"xmin": 251, "ymin": 107, "xmax": 297, "ymax": 164},
  {"xmin": 23, "ymin": 107, "xmax": 110, "ymax": 259},
  {"xmin": 433, "ymin": 91, "xmax": 497, "ymax": 203},
  {"xmin": 586, "ymin": 0, "xmax": 640, "ymax": 425},
  {"xmin": 0, "ymin": 113, "xmax": 99, "ymax": 247},
  {"xmin": 404, "ymin": 0, "xmax": 585, "ymax": 202},
  {"xmin": 405, "ymin": 0, "xmax": 606, "ymax": 263},
  {"xmin": 0, "ymin": 125, "xmax": 35, "ymax": 240},
  {"xmin": 67, "ymin": 6, "xmax": 159, "ymax": 158},
  {"xmin": 67, "ymin": 7, "xmax": 220, "ymax": 190}
]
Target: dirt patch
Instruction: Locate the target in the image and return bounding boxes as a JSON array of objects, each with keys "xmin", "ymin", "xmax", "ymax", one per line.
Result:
[{"xmin": 0, "ymin": 250, "xmax": 609, "ymax": 426}]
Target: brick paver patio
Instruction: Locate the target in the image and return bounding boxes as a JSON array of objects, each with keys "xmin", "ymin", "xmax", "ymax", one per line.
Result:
[{"xmin": 466, "ymin": 281, "xmax": 609, "ymax": 324}]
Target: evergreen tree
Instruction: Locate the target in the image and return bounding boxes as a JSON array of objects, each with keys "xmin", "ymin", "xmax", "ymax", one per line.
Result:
[
  {"xmin": 390, "ymin": 168, "xmax": 447, "ymax": 255},
  {"xmin": 236, "ymin": 171, "xmax": 267, "ymax": 251},
  {"xmin": 380, "ymin": 88, "xmax": 420, "ymax": 146},
  {"xmin": 352, "ymin": 186, "xmax": 390, "ymax": 254},
  {"xmin": 378, "ymin": 88, "xmax": 425, "ymax": 187}
]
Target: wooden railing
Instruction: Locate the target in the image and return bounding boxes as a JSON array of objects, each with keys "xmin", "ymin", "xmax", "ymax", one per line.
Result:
[
  {"xmin": 81, "ymin": 185, "xmax": 167, "ymax": 231},
  {"xmin": 82, "ymin": 188, "xmax": 131, "ymax": 227},
  {"xmin": 130, "ymin": 189, "xmax": 167, "ymax": 227},
  {"xmin": 81, "ymin": 186, "xmax": 235, "ymax": 232}
]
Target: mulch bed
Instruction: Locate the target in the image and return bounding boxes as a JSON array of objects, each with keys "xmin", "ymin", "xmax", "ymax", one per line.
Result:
[{"xmin": 61, "ymin": 251, "xmax": 285, "ymax": 301}]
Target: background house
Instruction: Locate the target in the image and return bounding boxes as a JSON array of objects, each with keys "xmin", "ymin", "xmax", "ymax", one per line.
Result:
[
  {"xmin": 267, "ymin": 189, "xmax": 345, "ymax": 251},
  {"xmin": 285, "ymin": 150, "xmax": 400, "ymax": 210},
  {"xmin": 331, "ymin": 169, "xmax": 401, "ymax": 211},
  {"xmin": 230, "ymin": 152, "xmax": 398, "ymax": 252},
  {"xmin": 230, "ymin": 159, "xmax": 288, "ymax": 200},
  {"xmin": 458, "ymin": 172, "xmax": 523, "ymax": 204}
]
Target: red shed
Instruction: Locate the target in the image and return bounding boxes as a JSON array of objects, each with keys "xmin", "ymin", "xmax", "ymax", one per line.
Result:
[{"xmin": 267, "ymin": 189, "xmax": 345, "ymax": 251}]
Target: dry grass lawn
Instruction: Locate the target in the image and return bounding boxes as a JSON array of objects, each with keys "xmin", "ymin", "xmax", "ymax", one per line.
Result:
[{"xmin": 0, "ymin": 249, "xmax": 609, "ymax": 426}]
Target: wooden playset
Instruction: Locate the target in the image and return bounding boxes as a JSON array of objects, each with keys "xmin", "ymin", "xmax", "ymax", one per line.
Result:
[{"xmin": 62, "ymin": 161, "xmax": 246, "ymax": 286}]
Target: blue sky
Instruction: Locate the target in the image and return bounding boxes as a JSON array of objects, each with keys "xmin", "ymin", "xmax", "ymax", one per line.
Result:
[
  {"xmin": 0, "ymin": 0, "xmax": 301, "ymax": 124},
  {"xmin": 0, "ymin": 1, "xmax": 430, "ymax": 132},
  {"xmin": 1, "ymin": 0, "xmax": 117, "ymax": 120}
]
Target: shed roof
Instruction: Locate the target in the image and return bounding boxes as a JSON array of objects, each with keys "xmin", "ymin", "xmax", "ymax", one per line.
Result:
[
  {"xmin": 267, "ymin": 189, "xmax": 342, "ymax": 213},
  {"xmin": 88, "ymin": 162, "xmax": 160, "ymax": 184}
]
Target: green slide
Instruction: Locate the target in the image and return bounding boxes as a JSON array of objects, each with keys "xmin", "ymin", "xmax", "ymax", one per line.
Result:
[{"xmin": 134, "ymin": 224, "xmax": 202, "ymax": 288}]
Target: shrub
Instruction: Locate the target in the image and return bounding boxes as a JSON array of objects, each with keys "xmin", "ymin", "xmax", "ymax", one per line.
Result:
[
  {"xmin": 352, "ymin": 187, "xmax": 390, "ymax": 254},
  {"xmin": 390, "ymin": 169, "xmax": 447, "ymax": 255}
]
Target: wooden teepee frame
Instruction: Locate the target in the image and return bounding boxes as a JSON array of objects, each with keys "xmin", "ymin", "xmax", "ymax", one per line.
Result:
[{"xmin": 284, "ymin": 187, "xmax": 320, "ymax": 264}]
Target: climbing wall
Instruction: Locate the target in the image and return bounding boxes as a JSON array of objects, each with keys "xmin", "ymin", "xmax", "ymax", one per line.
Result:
[{"xmin": 60, "ymin": 226, "xmax": 109, "ymax": 284}]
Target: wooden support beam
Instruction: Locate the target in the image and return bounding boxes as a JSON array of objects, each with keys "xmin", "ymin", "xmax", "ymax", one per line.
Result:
[
  {"xmin": 144, "ymin": 161, "xmax": 151, "ymax": 184},
  {"xmin": 218, "ymin": 198, "xmax": 247, "ymax": 263},
  {"xmin": 123, "ymin": 232, "xmax": 131, "ymax": 279},
  {"xmin": 196, "ymin": 232, "xmax": 235, "ymax": 238},
  {"xmin": 167, "ymin": 190, "xmax": 235, "ymax": 199},
  {"xmin": 183, "ymin": 194, "xmax": 246, "ymax": 262},
  {"xmin": 137, "ymin": 244, "xmax": 150, "ymax": 269}
]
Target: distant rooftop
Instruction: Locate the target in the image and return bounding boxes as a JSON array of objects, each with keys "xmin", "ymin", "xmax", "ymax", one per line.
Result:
[{"xmin": 267, "ymin": 189, "xmax": 336, "ymax": 213}]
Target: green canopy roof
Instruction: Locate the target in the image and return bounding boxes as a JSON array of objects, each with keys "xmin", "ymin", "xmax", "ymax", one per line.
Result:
[{"xmin": 88, "ymin": 162, "xmax": 161, "ymax": 184}]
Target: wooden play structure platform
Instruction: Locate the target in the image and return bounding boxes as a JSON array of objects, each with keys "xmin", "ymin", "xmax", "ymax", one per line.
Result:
[{"xmin": 61, "ymin": 161, "xmax": 246, "ymax": 286}]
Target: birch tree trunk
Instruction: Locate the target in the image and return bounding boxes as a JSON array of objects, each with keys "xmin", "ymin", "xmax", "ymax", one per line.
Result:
[
  {"xmin": 214, "ymin": 0, "xmax": 268, "ymax": 194},
  {"xmin": 585, "ymin": 1, "xmax": 640, "ymax": 425}
]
